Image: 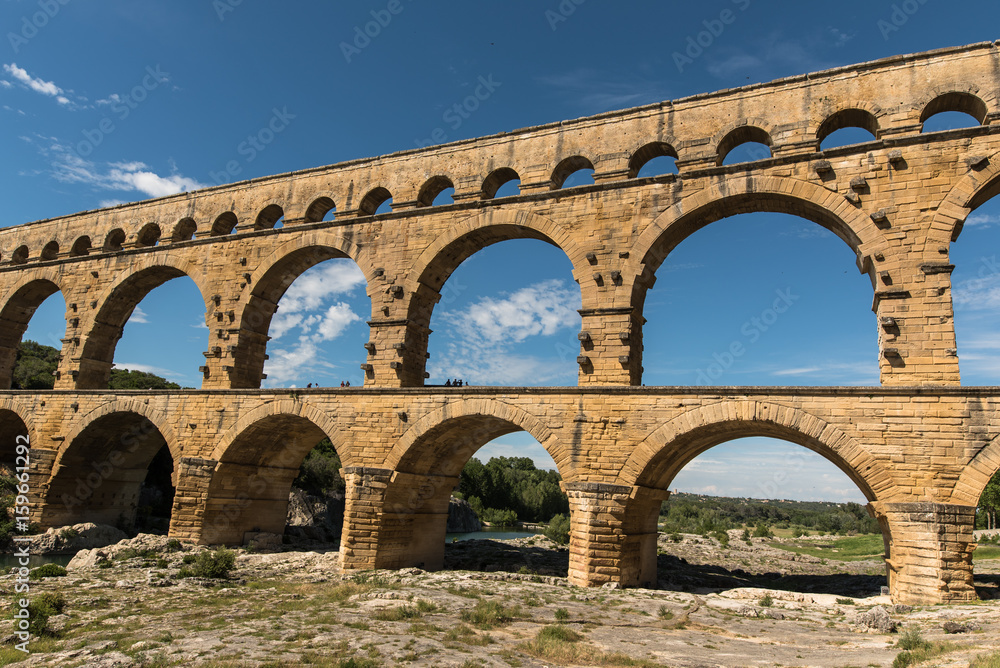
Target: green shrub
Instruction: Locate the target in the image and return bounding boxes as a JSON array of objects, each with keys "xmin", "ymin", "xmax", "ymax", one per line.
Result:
[
  {"xmin": 712, "ymin": 530, "xmax": 730, "ymax": 546},
  {"xmin": 544, "ymin": 514, "xmax": 570, "ymax": 545},
  {"xmin": 759, "ymin": 594, "xmax": 773, "ymax": 608},
  {"xmin": 59, "ymin": 527, "xmax": 79, "ymax": 540},
  {"xmin": 480, "ymin": 507, "xmax": 518, "ymax": 527},
  {"xmin": 896, "ymin": 627, "xmax": 929, "ymax": 652},
  {"xmin": 752, "ymin": 523, "xmax": 773, "ymax": 538},
  {"xmin": 554, "ymin": 607, "xmax": 569, "ymax": 622},
  {"xmin": 28, "ymin": 564, "xmax": 67, "ymax": 580},
  {"xmin": 10, "ymin": 591, "xmax": 66, "ymax": 636},
  {"xmin": 182, "ymin": 553, "xmax": 197, "ymax": 564},
  {"xmin": 742, "ymin": 528, "xmax": 752, "ymax": 543},
  {"xmin": 178, "ymin": 547, "xmax": 236, "ymax": 579},
  {"xmin": 461, "ymin": 599, "xmax": 518, "ymax": 629},
  {"xmin": 166, "ymin": 538, "xmax": 182, "ymax": 552}
]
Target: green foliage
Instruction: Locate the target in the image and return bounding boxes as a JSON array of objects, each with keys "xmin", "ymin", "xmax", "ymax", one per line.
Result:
[
  {"xmin": 711, "ymin": 530, "xmax": 729, "ymax": 547},
  {"xmin": 108, "ymin": 368, "xmax": 181, "ymax": 390},
  {"xmin": 896, "ymin": 627, "xmax": 930, "ymax": 652},
  {"xmin": 10, "ymin": 591, "xmax": 66, "ymax": 636},
  {"xmin": 545, "ymin": 514, "xmax": 571, "ymax": 545},
  {"xmin": 978, "ymin": 470, "xmax": 1000, "ymax": 530},
  {"xmin": 0, "ymin": 467, "xmax": 17, "ymax": 547},
  {"xmin": 554, "ymin": 607, "xmax": 569, "ymax": 622},
  {"xmin": 752, "ymin": 522, "xmax": 773, "ymax": 538},
  {"xmin": 971, "ymin": 651, "xmax": 1000, "ymax": 668},
  {"xmin": 58, "ymin": 527, "xmax": 79, "ymax": 540},
  {"xmin": 658, "ymin": 492, "xmax": 880, "ymax": 535},
  {"xmin": 460, "ymin": 599, "xmax": 519, "ymax": 629},
  {"xmin": 11, "ymin": 340, "xmax": 181, "ymax": 390},
  {"xmin": 293, "ymin": 438, "xmax": 345, "ymax": 496},
  {"xmin": 178, "ymin": 547, "xmax": 236, "ymax": 579},
  {"xmin": 11, "ymin": 340, "xmax": 60, "ymax": 389},
  {"xmin": 758, "ymin": 594, "xmax": 773, "ymax": 607},
  {"xmin": 28, "ymin": 564, "xmax": 67, "ymax": 580},
  {"xmin": 459, "ymin": 456, "xmax": 569, "ymax": 524}
]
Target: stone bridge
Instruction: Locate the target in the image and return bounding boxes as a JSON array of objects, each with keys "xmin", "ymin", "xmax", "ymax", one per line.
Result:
[{"xmin": 3, "ymin": 42, "xmax": 1000, "ymax": 604}]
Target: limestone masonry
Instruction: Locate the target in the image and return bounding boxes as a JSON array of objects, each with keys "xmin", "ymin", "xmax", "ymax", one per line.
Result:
[{"xmin": 3, "ymin": 42, "xmax": 1000, "ymax": 604}]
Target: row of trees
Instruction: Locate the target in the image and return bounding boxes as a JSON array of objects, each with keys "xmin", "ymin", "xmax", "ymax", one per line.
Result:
[
  {"xmin": 659, "ymin": 494, "xmax": 882, "ymax": 535},
  {"xmin": 979, "ymin": 471, "xmax": 1000, "ymax": 530},
  {"xmin": 457, "ymin": 456, "xmax": 569, "ymax": 526}
]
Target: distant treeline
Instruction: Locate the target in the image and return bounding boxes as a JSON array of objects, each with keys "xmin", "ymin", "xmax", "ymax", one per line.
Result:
[
  {"xmin": 457, "ymin": 456, "xmax": 568, "ymax": 527},
  {"xmin": 659, "ymin": 492, "xmax": 881, "ymax": 535},
  {"xmin": 12, "ymin": 340, "xmax": 182, "ymax": 390}
]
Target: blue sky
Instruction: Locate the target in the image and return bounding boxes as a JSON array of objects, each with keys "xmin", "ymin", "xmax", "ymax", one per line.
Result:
[{"xmin": 6, "ymin": 1, "xmax": 1000, "ymax": 503}]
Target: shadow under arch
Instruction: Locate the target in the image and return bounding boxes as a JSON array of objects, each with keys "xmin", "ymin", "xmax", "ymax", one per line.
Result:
[
  {"xmin": 76, "ymin": 258, "xmax": 211, "ymax": 389},
  {"xmin": 608, "ymin": 400, "xmax": 894, "ymax": 588},
  {"xmin": 0, "ymin": 401, "xmax": 32, "ymax": 468},
  {"xmin": 0, "ymin": 271, "xmax": 68, "ymax": 389},
  {"xmin": 231, "ymin": 233, "xmax": 371, "ymax": 389},
  {"xmin": 40, "ymin": 400, "xmax": 178, "ymax": 530},
  {"xmin": 359, "ymin": 398, "xmax": 567, "ymax": 571},
  {"xmin": 402, "ymin": 209, "xmax": 587, "ymax": 385},
  {"xmin": 198, "ymin": 406, "xmax": 341, "ymax": 544}
]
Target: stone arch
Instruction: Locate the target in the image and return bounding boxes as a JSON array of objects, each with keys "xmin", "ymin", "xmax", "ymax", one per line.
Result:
[
  {"xmin": 712, "ymin": 118, "xmax": 775, "ymax": 165},
  {"xmin": 135, "ymin": 222, "xmax": 161, "ymax": 247},
  {"xmin": 171, "ymin": 217, "xmax": 197, "ymax": 242},
  {"xmin": 816, "ymin": 108, "xmax": 882, "ymax": 147},
  {"xmin": 211, "ymin": 211, "xmax": 238, "ymax": 236},
  {"xmin": 199, "ymin": 406, "xmax": 341, "ymax": 544},
  {"xmin": 40, "ymin": 240, "xmax": 60, "ymax": 261},
  {"xmin": 481, "ymin": 167, "xmax": 520, "ymax": 199},
  {"xmin": 416, "ymin": 175, "xmax": 455, "ymax": 207},
  {"xmin": 954, "ymin": 433, "xmax": 1000, "ymax": 507},
  {"xmin": 920, "ymin": 90, "xmax": 990, "ymax": 127},
  {"xmin": 358, "ymin": 187, "xmax": 392, "ymax": 216},
  {"xmin": 550, "ymin": 155, "xmax": 595, "ymax": 189},
  {"xmin": 628, "ymin": 141, "xmax": 679, "ymax": 178},
  {"xmin": 70, "ymin": 235, "xmax": 92, "ymax": 257},
  {"xmin": 11, "ymin": 245, "xmax": 28, "ymax": 265},
  {"xmin": 401, "ymin": 209, "xmax": 588, "ymax": 384},
  {"xmin": 76, "ymin": 257, "xmax": 210, "ymax": 389},
  {"xmin": 935, "ymin": 149, "xmax": 1000, "ymax": 243},
  {"xmin": 230, "ymin": 232, "xmax": 370, "ymax": 389},
  {"xmin": 254, "ymin": 203, "xmax": 284, "ymax": 230},
  {"xmin": 616, "ymin": 400, "xmax": 893, "ymax": 501},
  {"xmin": 0, "ymin": 398, "xmax": 34, "ymax": 468},
  {"xmin": 0, "ymin": 271, "xmax": 68, "ymax": 389},
  {"xmin": 369, "ymin": 398, "xmax": 568, "ymax": 570},
  {"xmin": 384, "ymin": 398, "xmax": 563, "ymax": 475},
  {"xmin": 304, "ymin": 196, "xmax": 336, "ymax": 223},
  {"xmin": 626, "ymin": 175, "xmax": 883, "ymax": 381},
  {"xmin": 103, "ymin": 229, "xmax": 126, "ymax": 252},
  {"xmin": 41, "ymin": 400, "xmax": 177, "ymax": 530}
]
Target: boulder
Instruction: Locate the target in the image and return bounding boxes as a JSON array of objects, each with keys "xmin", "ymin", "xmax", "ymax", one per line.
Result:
[
  {"xmin": 447, "ymin": 497, "xmax": 482, "ymax": 533},
  {"xmin": 851, "ymin": 605, "xmax": 897, "ymax": 634},
  {"xmin": 285, "ymin": 489, "xmax": 344, "ymax": 542},
  {"xmin": 22, "ymin": 523, "xmax": 127, "ymax": 555}
]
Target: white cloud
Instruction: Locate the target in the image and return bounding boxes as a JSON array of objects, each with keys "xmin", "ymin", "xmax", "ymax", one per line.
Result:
[
  {"xmin": 447, "ymin": 279, "xmax": 580, "ymax": 344},
  {"xmin": 966, "ymin": 213, "xmax": 1000, "ymax": 228},
  {"xmin": 112, "ymin": 362, "xmax": 183, "ymax": 380},
  {"xmin": 128, "ymin": 306, "xmax": 149, "ymax": 324},
  {"xmin": 275, "ymin": 261, "xmax": 366, "ymax": 316},
  {"xmin": 3, "ymin": 63, "xmax": 62, "ymax": 97},
  {"xmin": 429, "ymin": 279, "xmax": 582, "ymax": 385},
  {"xmin": 45, "ymin": 145, "xmax": 207, "ymax": 198},
  {"xmin": 0, "ymin": 81, "xmax": 12, "ymax": 89},
  {"xmin": 315, "ymin": 303, "xmax": 361, "ymax": 341}
]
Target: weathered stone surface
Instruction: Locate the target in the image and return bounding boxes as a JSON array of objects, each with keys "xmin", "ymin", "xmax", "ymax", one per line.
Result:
[
  {"xmin": 852, "ymin": 605, "xmax": 898, "ymax": 634},
  {"xmin": 446, "ymin": 496, "xmax": 482, "ymax": 533},
  {"xmin": 22, "ymin": 523, "xmax": 127, "ymax": 554}
]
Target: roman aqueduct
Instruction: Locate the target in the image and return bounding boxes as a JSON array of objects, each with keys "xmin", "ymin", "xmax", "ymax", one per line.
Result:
[{"xmin": 3, "ymin": 42, "xmax": 1000, "ymax": 604}]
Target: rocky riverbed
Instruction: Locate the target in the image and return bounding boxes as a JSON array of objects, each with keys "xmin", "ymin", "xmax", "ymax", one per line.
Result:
[{"xmin": 3, "ymin": 531, "xmax": 999, "ymax": 667}]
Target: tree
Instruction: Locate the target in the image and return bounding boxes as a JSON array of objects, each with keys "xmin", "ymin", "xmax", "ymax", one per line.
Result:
[
  {"xmin": 980, "ymin": 470, "xmax": 1000, "ymax": 530},
  {"xmin": 10, "ymin": 340, "xmax": 182, "ymax": 390}
]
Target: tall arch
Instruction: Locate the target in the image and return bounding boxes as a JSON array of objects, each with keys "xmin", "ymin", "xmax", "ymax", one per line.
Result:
[
  {"xmin": 627, "ymin": 176, "xmax": 881, "ymax": 384},
  {"xmin": 0, "ymin": 273, "xmax": 67, "ymax": 389},
  {"xmin": 936, "ymin": 150, "xmax": 1000, "ymax": 243},
  {"xmin": 366, "ymin": 399, "xmax": 567, "ymax": 570},
  {"xmin": 954, "ymin": 432, "xmax": 1000, "ymax": 508},
  {"xmin": 76, "ymin": 260, "xmax": 210, "ymax": 389},
  {"xmin": 401, "ymin": 210, "xmax": 587, "ymax": 385},
  {"xmin": 41, "ymin": 402, "xmax": 177, "ymax": 530},
  {"xmin": 230, "ymin": 233, "xmax": 369, "ymax": 389},
  {"xmin": 199, "ymin": 408, "xmax": 338, "ymax": 544}
]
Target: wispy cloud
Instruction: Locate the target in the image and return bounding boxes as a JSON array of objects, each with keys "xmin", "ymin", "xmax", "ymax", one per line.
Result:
[
  {"xmin": 263, "ymin": 260, "xmax": 367, "ymax": 386},
  {"xmin": 430, "ymin": 279, "xmax": 581, "ymax": 385},
  {"xmin": 535, "ymin": 69, "xmax": 670, "ymax": 113},
  {"xmin": 3, "ymin": 63, "xmax": 64, "ymax": 99},
  {"xmin": 127, "ymin": 306, "xmax": 149, "ymax": 324},
  {"xmin": 966, "ymin": 213, "xmax": 1000, "ymax": 228}
]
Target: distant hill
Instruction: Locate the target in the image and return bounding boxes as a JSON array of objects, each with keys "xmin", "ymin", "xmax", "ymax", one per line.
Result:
[{"xmin": 12, "ymin": 340, "xmax": 182, "ymax": 390}]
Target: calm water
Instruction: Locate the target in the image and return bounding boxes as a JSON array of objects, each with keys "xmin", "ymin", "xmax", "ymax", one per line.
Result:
[
  {"xmin": 445, "ymin": 529, "xmax": 540, "ymax": 542},
  {"xmin": 0, "ymin": 553, "xmax": 74, "ymax": 570}
]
